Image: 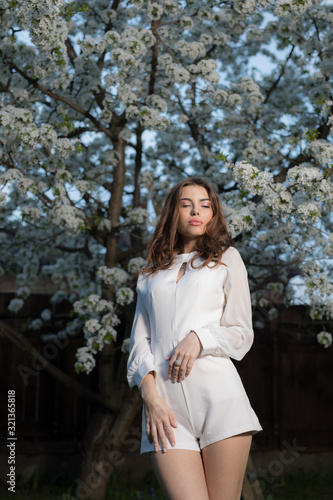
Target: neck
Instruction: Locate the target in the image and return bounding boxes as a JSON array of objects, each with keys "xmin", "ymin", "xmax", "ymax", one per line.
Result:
[{"xmin": 181, "ymin": 238, "xmax": 197, "ymax": 254}]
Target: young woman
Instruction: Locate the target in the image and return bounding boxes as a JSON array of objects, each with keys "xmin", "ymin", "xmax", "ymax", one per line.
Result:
[{"xmin": 127, "ymin": 177, "xmax": 262, "ymax": 500}]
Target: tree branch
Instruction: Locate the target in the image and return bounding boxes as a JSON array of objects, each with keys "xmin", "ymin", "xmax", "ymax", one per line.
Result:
[
  {"xmin": 0, "ymin": 320, "xmax": 122, "ymax": 412},
  {"xmin": 65, "ymin": 37, "xmax": 77, "ymax": 65},
  {"xmin": 149, "ymin": 19, "xmax": 160, "ymax": 95},
  {"xmin": 263, "ymin": 46, "xmax": 295, "ymax": 105},
  {"xmin": 58, "ymin": 126, "xmax": 92, "ymax": 139},
  {"xmin": 1, "ymin": 53, "xmax": 114, "ymax": 140}
]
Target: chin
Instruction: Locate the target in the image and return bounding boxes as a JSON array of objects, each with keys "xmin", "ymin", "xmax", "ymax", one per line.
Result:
[{"xmin": 185, "ymin": 230, "xmax": 204, "ymax": 237}]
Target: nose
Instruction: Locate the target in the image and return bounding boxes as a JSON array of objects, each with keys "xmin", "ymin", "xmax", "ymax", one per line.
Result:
[{"xmin": 191, "ymin": 205, "xmax": 199, "ymax": 215}]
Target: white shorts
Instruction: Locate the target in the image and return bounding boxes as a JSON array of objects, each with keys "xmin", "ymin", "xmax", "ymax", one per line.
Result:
[{"xmin": 140, "ymin": 355, "xmax": 262, "ymax": 454}]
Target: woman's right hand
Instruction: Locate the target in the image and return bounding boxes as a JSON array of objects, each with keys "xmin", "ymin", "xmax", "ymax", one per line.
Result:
[{"xmin": 140, "ymin": 372, "xmax": 177, "ymax": 452}]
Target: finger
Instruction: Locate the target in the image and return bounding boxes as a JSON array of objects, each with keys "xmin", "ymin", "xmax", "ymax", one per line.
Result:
[
  {"xmin": 157, "ymin": 422, "xmax": 168, "ymax": 453},
  {"xmin": 144, "ymin": 407, "xmax": 152, "ymax": 441},
  {"xmin": 185, "ymin": 357, "xmax": 195, "ymax": 377},
  {"xmin": 164, "ymin": 424, "xmax": 176, "ymax": 448},
  {"xmin": 173, "ymin": 356, "xmax": 188, "ymax": 382},
  {"xmin": 168, "ymin": 352, "xmax": 178, "ymax": 378},
  {"xmin": 170, "ymin": 355, "xmax": 184, "ymax": 381},
  {"xmin": 177, "ymin": 358, "xmax": 189, "ymax": 382},
  {"xmin": 146, "ymin": 421, "xmax": 151, "ymax": 442},
  {"xmin": 151, "ymin": 424, "xmax": 160, "ymax": 453},
  {"xmin": 172, "ymin": 363, "xmax": 182, "ymax": 382},
  {"xmin": 168, "ymin": 411, "xmax": 178, "ymax": 429}
]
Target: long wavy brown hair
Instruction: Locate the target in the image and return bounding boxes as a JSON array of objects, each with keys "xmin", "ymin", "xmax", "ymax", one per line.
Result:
[{"xmin": 141, "ymin": 177, "xmax": 233, "ymax": 275}]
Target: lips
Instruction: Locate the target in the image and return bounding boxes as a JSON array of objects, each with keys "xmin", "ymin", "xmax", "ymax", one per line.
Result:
[{"xmin": 188, "ymin": 219, "xmax": 202, "ymax": 225}]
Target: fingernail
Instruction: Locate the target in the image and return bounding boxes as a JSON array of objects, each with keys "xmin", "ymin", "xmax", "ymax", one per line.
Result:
[
  {"xmin": 171, "ymin": 442, "xmax": 175, "ymax": 447},
  {"xmin": 155, "ymin": 446, "xmax": 159, "ymax": 452},
  {"xmin": 163, "ymin": 447, "xmax": 167, "ymax": 453}
]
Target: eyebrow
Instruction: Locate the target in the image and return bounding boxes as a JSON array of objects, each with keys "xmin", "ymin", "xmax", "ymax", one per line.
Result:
[{"xmin": 180, "ymin": 198, "xmax": 211, "ymax": 202}]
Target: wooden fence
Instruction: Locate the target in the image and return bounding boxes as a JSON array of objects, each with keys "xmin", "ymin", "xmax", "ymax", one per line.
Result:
[{"xmin": 0, "ymin": 290, "xmax": 332, "ymax": 453}]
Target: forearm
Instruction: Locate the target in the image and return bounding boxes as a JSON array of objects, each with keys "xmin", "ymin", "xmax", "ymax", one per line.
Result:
[{"xmin": 140, "ymin": 371, "xmax": 158, "ymax": 403}]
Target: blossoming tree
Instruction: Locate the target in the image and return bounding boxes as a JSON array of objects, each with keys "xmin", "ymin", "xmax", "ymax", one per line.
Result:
[{"xmin": 1, "ymin": 0, "xmax": 332, "ymax": 497}]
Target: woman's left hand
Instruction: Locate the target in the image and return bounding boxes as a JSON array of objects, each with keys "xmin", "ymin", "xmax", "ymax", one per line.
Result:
[{"xmin": 166, "ymin": 331, "xmax": 202, "ymax": 383}]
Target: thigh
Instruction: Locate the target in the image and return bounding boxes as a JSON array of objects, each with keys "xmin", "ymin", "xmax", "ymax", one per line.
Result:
[
  {"xmin": 151, "ymin": 449, "xmax": 210, "ymax": 500},
  {"xmin": 202, "ymin": 433, "xmax": 252, "ymax": 500}
]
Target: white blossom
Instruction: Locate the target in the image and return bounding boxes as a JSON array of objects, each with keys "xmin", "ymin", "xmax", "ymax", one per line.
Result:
[
  {"xmin": 83, "ymin": 319, "xmax": 101, "ymax": 338},
  {"xmin": 148, "ymin": 2, "xmax": 164, "ymax": 20},
  {"xmin": 177, "ymin": 41, "xmax": 206, "ymax": 59},
  {"xmin": 233, "ymin": 162, "xmax": 273, "ymax": 195},
  {"xmin": 317, "ymin": 331, "xmax": 332, "ymax": 349},
  {"xmin": 97, "ymin": 266, "xmax": 129, "ymax": 286},
  {"xmin": 233, "ymin": 0, "xmax": 257, "ymax": 15},
  {"xmin": 146, "ymin": 94, "xmax": 167, "ymax": 112},
  {"xmin": 213, "ymin": 32, "xmax": 231, "ymax": 46},
  {"xmin": 294, "ymin": 197, "xmax": 321, "ymax": 223},
  {"xmin": 140, "ymin": 170, "xmax": 154, "ymax": 189},
  {"xmin": 275, "ymin": 0, "xmax": 312, "ymax": 17},
  {"xmin": 288, "ymin": 165, "xmax": 323, "ymax": 185},
  {"xmin": 8, "ymin": 298, "xmax": 24, "ymax": 313},
  {"xmin": 227, "ymin": 204, "xmax": 257, "ymax": 237},
  {"xmin": 308, "ymin": 140, "xmax": 333, "ymax": 165},
  {"xmin": 101, "ymin": 312, "xmax": 121, "ymax": 328},
  {"xmin": 50, "ymin": 291, "xmax": 68, "ymax": 304},
  {"xmin": 41, "ymin": 309, "xmax": 52, "ymax": 322},
  {"xmin": 214, "ymin": 89, "xmax": 228, "ymax": 104},
  {"xmin": 116, "ymin": 287, "xmax": 135, "ymax": 306},
  {"xmin": 30, "ymin": 318, "xmax": 43, "ymax": 331},
  {"xmin": 124, "ymin": 207, "xmax": 149, "ymax": 227},
  {"xmin": 165, "ymin": 64, "xmax": 190, "ymax": 84},
  {"xmin": 52, "ymin": 205, "xmax": 85, "ymax": 233},
  {"xmin": 179, "ymin": 16, "xmax": 194, "ymax": 30},
  {"xmin": 128, "ymin": 257, "xmax": 146, "ymax": 274},
  {"xmin": 228, "ymin": 93, "xmax": 243, "ymax": 106},
  {"xmin": 200, "ymin": 34, "xmax": 213, "ymax": 46},
  {"xmin": 121, "ymin": 338, "xmax": 130, "ymax": 353},
  {"xmin": 0, "ymin": 191, "xmax": 7, "ymax": 204},
  {"xmin": 16, "ymin": 286, "xmax": 30, "ymax": 299},
  {"xmin": 75, "ymin": 347, "xmax": 96, "ymax": 374}
]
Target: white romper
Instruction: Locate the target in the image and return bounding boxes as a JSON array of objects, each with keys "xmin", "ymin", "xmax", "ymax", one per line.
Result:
[{"xmin": 127, "ymin": 246, "xmax": 262, "ymax": 453}]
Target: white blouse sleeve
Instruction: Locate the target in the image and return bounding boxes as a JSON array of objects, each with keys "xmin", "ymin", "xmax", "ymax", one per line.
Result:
[
  {"xmin": 193, "ymin": 247, "xmax": 254, "ymax": 361},
  {"xmin": 127, "ymin": 277, "xmax": 156, "ymax": 389}
]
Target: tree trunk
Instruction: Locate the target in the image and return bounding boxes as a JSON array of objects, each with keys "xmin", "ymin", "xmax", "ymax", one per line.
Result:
[
  {"xmin": 75, "ymin": 389, "xmax": 142, "ymax": 500},
  {"xmin": 76, "ymin": 136, "xmax": 137, "ymax": 499},
  {"xmin": 75, "ymin": 410, "xmax": 115, "ymax": 500}
]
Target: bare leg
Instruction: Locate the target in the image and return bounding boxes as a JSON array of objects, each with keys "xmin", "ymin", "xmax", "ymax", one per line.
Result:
[
  {"xmin": 151, "ymin": 449, "xmax": 210, "ymax": 500},
  {"xmin": 202, "ymin": 433, "xmax": 252, "ymax": 500}
]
